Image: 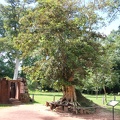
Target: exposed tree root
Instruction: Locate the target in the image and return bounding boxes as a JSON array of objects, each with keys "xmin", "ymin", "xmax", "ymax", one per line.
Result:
[{"xmin": 46, "ymin": 89, "xmax": 98, "ymax": 114}]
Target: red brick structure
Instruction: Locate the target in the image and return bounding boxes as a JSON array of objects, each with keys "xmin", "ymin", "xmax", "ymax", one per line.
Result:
[{"xmin": 0, "ymin": 78, "xmax": 30, "ymax": 104}]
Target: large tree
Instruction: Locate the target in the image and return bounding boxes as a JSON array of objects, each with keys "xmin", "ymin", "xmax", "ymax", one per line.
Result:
[
  {"xmin": 0, "ymin": 0, "xmax": 35, "ymax": 79},
  {"xmin": 15, "ymin": 0, "xmax": 106, "ymax": 106}
]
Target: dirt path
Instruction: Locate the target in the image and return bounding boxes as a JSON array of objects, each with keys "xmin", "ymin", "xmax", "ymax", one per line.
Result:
[{"xmin": 0, "ymin": 104, "xmax": 120, "ymax": 120}]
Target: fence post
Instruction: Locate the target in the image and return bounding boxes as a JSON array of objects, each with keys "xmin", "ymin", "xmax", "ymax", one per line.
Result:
[
  {"xmin": 32, "ymin": 94, "xmax": 34, "ymax": 101},
  {"xmin": 53, "ymin": 95, "xmax": 55, "ymax": 102},
  {"xmin": 102, "ymin": 96, "xmax": 105, "ymax": 105},
  {"xmin": 114, "ymin": 95, "xmax": 116, "ymax": 101}
]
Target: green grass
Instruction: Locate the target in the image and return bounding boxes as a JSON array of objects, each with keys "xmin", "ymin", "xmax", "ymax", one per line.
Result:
[
  {"xmin": 0, "ymin": 104, "xmax": 11, "ymax": 108},
  {"xmin": 29, "ymin": 90, "xmax": 120, "ymax": 114},
  {"xmin": 29, "ymin": 91, "xmax": 62, "ymax": 105},
  {"xmin": 83, "ymin": 94, "xmax": 120, "ymax": 114}
]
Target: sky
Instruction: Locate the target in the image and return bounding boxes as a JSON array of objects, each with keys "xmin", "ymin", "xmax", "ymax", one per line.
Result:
[
  {"xmin": 0, "ymin": 0, "xmax": 120, "ymax": 35},
  {"xmin": 98, "ymin": 18, "xmax": 120, "ymax": 35},
  {"xmin": 0, "ymin": 0, "xmax": 6, "ymax": 5}
]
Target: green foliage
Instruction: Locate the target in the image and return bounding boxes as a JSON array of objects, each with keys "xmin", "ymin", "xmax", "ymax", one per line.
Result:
[
  {"xmin": 105, "ymin": 0, "xmax": 120, "ymax": 22},
  {"xmin": 83, "ymin": 28, "xmax": 120, "ymax": 93},
  {"xmin": 14, "ymin": 0, "xmax": 107, "ymax": 91},
  {"xmin": 0, "ymin": 0, "xmax": 35, "ymax": 79},
  {"xmin": 106, "ymin": 27, "xmax": 120, "ymax": 91},
  {"xmin": 0, "ymin": 53, "xmax": 14, "ymax": 78},
  {"xmin": 0, "ymin": 15, "xmax": 5, "ymax": 37}
]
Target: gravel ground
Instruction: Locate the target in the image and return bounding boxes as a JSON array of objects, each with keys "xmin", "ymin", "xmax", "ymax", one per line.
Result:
[{"xmin": 0, "ymin": 104, "xmax": 120, "ymax": 120}]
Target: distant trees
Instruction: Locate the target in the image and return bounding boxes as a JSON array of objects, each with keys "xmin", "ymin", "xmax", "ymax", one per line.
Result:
[
  {"xmin": 0, "ymin": 52, "xmax": 14, "ymax": 78},
  {"xmin": 106, "ymin": 27, "xmax": 120, "ymax": 93},
  {"xmin": 105, "ymin": 0, "xmax": 120, "ymax": 22},
  {"xmin": 0, "ymin": 0, "xmax": 35, "ymax": 79}
]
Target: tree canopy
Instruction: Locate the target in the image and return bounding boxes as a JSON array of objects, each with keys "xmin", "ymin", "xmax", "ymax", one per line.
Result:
[{"xmin": 13, "ymin": 0, "xmax": 106, "ymax": 90}]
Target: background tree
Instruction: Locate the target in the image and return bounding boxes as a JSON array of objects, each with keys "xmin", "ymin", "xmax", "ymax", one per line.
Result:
[
  {"xmin": 0, "ymin": 52, "xmax": 14, "ymax": 78},
  {"xmin": 0, "ymin": 0, "xmax": 35, "ymax": 79},
  {"xmin": 105, "ymin": 0, "xmax": 120, "ymax": 22},
  {"xmin": 106, "ymin": 27, "xmax": 120, "ymax": 93}
]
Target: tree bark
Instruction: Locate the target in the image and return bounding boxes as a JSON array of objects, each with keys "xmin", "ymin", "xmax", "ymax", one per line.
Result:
[
  {"xmin": 62, "ymin": 85, "xmax": 76, "ymax": 102},
  {"xmin": 13, "ymin": 58, "xmax": 20, "ymax": 99},
  {"xmin": 62, "ymin": 74, "xmax": 77, "ymax": 103},
  {"xmin": 103, "ymin": 85, "xmax": 107, "ymax": 103},
  {"xmin": 13, "ymin": 58, "xmax": 20, "ymax": 80}
]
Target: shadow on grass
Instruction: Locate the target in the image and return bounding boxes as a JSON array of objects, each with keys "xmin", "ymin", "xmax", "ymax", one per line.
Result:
[
  {"xmin": 0, "ymin": 101, "xmax": 40, "ymax": 107},
  {"xmin": 0, "ymin": 104, "xmax": 12, "ymax": 108},
  {"xmin": 115, "ymin": 108, "xmax": 120, "ymax": 114},
  {"xmin": 106, "ymin": 107, "xmax": 120, "ymax": 114},
  {"xmin": 83, "ymin": 95, "xmax": 104, "ymax": 99},
  {"xmin": 30, "ymin": 100, "xmax": 40, "ymax": 104},
  {"xmin": 106, "ymin": 102, "xmax": 120, "ymax": 114}
]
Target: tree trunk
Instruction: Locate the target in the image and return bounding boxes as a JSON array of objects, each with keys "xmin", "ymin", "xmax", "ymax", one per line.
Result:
[
  {"xmin": 13, "ymin": 58, "xmax": 20, "ymax": 99},
  {"xmin": 13, "ymin": 58, "xmax": 20, "ymax": 80},
  {"xmin": 103, "ymin": 85, "xmax": 107, "ymax": 103},
  {"xmin": 62, "ymin": 74, "xmax": 94, "ymax": 107},
  {"xmin": 62, "ymin": 85, "xmax": 76, "ymax": 102},
  {"xmin": 62, "ymin": 74, "xmax": 77, "ymax": 102},
  {"xmin": 95, "ymin": 87, "xmax": 98, "ymax": 99}
]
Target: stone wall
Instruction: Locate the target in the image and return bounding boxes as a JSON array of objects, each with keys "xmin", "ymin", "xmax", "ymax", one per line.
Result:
[
  {"xmin": 0, "ymin": 78, "xmax": 31, "ymax": 104},
  {"xmin": 0, "ymin": 78, "xmax": 9, "ymax": 104},
  {"xmin": 18, "ymin": 78, "xmax": 31, "ymax": 103}
]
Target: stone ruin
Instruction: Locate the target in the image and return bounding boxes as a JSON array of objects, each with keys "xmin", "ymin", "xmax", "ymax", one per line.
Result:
[{"xmin": 0, "ymin": 78, "xmax": 31, "ymax": 104}]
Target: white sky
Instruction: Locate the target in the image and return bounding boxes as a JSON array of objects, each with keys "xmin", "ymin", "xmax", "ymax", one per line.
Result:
[
  {"xmin": 98, "ymin": 18, "xmax": 120, "ymax": 35},
  {"xmin": 0, "ymin": 0, "xmax": 119, "ymax": 35},
  {"xmin": 0, "ymin": 0, "xmax": 6, "ymax": 5}
]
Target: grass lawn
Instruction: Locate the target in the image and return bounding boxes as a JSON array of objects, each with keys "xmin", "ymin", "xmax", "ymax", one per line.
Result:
[
  {"xmin": 29, "ymin": 91, "xmax": 120, "ymax": 114},
  {"xmin": 29, "ymin": 91, "xmax": 62, "ymax": 105},
  {"xmin": 83, "ymin": 94, "xmax": 120, "ymax": 114},
  {"xmin": 0, "ymin": 104, "xmax": 11, "ymax": 108}
]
